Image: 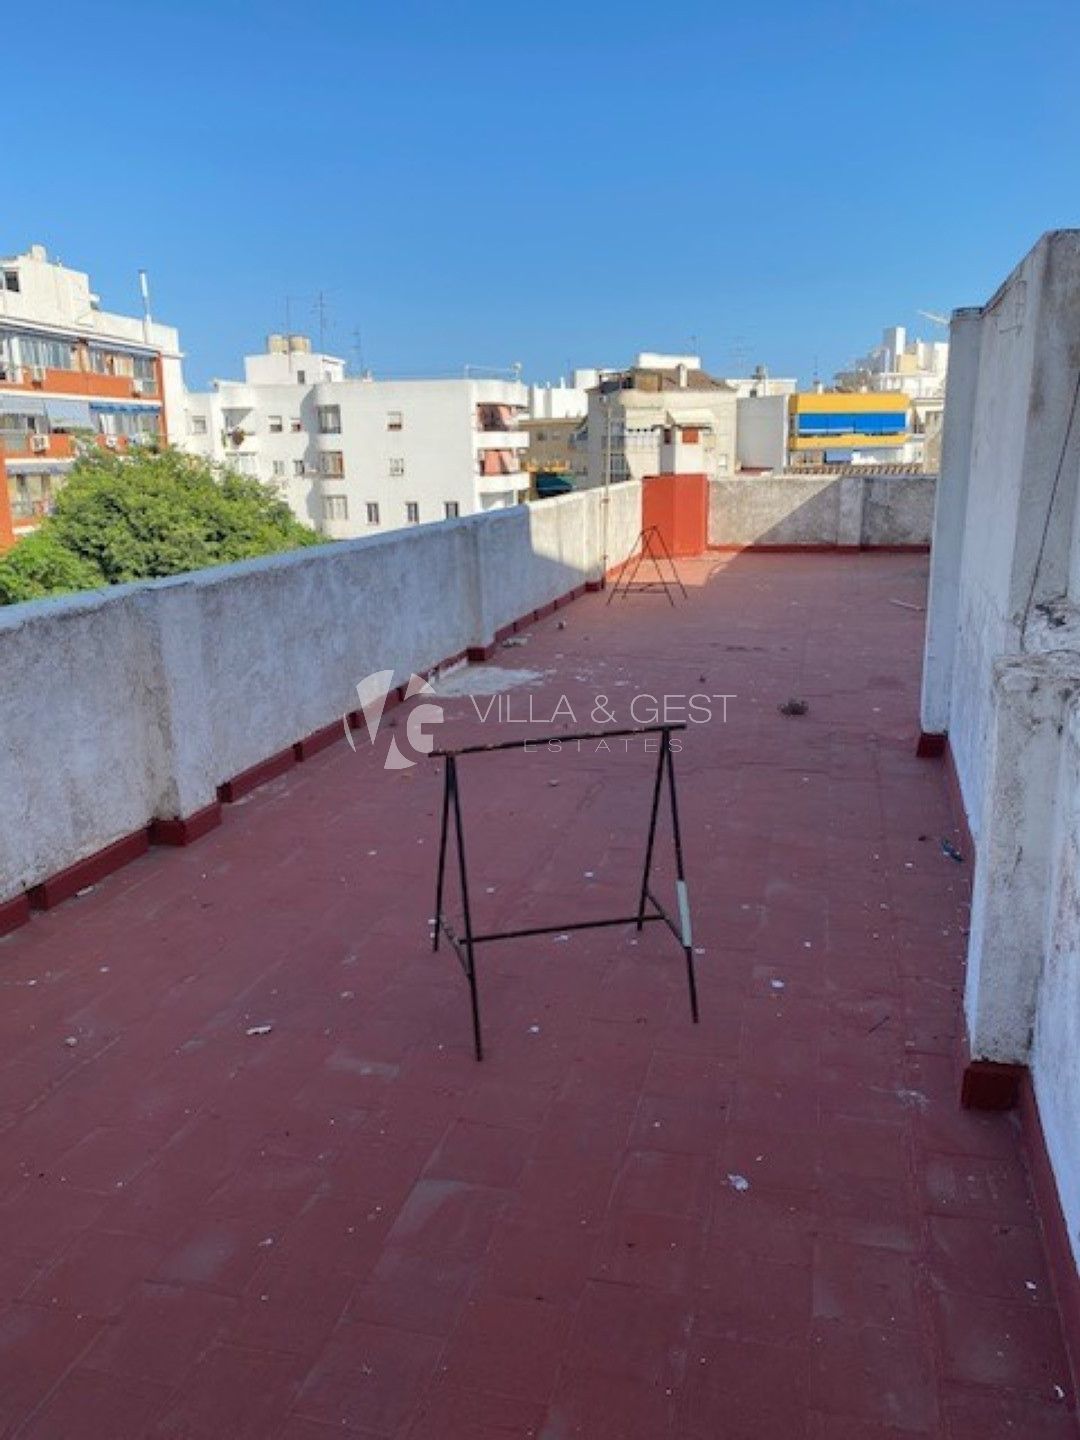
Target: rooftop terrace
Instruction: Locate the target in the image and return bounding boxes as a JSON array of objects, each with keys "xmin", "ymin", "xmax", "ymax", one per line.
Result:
[{"xmin": 0, "ymin": 551, "xmax": 1075, "ymax": 1438}]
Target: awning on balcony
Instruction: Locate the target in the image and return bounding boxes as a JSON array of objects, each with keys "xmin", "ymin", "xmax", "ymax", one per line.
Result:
[
  {"xmin": 665, "ymin": 408, "xmax": 716, "ymax": 428},
  {"xmin": 0, "ymin": 394, "xmax": 45, "ymax": 417},
  {"xmin": 43, "ymin": 398, "xmax": 94, "ymax": 428},
  {"xmin": 89, "ymin": 401, "xmax": 162, "ymax": 414}
]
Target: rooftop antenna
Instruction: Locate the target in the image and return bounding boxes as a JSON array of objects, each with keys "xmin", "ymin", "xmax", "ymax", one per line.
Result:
[
  {"xmin": 351, "ymin": 326, "xmax": 366, "ymax": 377},
  {"xmin": 314, "ymin": 291, "xmax": 330, "ymax": 351},
  {"xmin": 918, "ymin": 309, "xmax": 951, "ymax": 330},
  {"xmin": 138, "ymin": 269, "xmax": 152, "ymax": 342}
]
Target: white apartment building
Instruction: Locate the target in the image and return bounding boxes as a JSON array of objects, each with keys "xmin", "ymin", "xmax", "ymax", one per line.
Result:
[
  {"xmin": 584, "ymin": 353, "xmax": 738, "ymax": 490},
  {"xmin": 183, "ymin": 336, "xmax": 528, "ymax": 538},
  {"xmin": 835, "ymin": 324, "xmax": 949, "ymax": 470}
]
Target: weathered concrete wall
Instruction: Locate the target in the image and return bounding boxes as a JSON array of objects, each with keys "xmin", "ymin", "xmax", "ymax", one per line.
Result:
[
  {"xmin": 1036, "ymin": 697, "xmax": 1080, "ymax": 1274},
  {"xmin": 707, "ymin": 473, "xmax": 935, "ymax": 548},
  {"xmin": 0, "ymin": 483, "xmax": 640, "ymax": 904},
  {"xmin": 920, "ymin": 309, "xmax": 983, "ymax": 736},
  {"xmin": 919, "ymin": 231, "xmax": 1080, "ymax": 1275}
]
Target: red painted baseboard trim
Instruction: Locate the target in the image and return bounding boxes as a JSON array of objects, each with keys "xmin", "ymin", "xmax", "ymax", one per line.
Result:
[
  {"xmin": 467, "ymin": 643, "xmax": 495, "ymax": 662},
  {"xmin": 218, "ymin": 747, "xmax": 296, "ymax": 804},
  {"xmin": 1019, "ymin": 1073, "xmax": 1080, "ymax": 1400},
  {"xmin": 28, "ymin": 829, "xmax": 150, "ymax": 911},
  {"xmin": 961, "ymin": 1058, "xmax": 1025, "ymax": 1111},
  {"xmin": 150, "ymin": 801, "xmax": 223, "ymax": 847},
  {"xmin": 293, "ymin": 722, "xmax": 345, "ymax": 762},
  {"xmin": 916, "ymin": 731, "xmax": 947, "ymax": 758},
  {"xmin": 0, "ymin": 892, "xmax": 31, "ymax": 938},
  {"xmin": 585, "ymin": 579, "xmax": 604, "ymax": 593}
]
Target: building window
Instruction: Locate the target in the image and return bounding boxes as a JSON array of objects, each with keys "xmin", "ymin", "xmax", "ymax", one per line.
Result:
[
  {"xmin": 324, "ymin": 495, "xmax": 348, "ymax": 521},
  {"xmin": 444, "ymin": 501, "xmax": 460, "ymax": 519},
  {"xmin": 293, "ymin": 459, "xmax": 305, "ymax": 476},
  {"xmin": 320, "ymin": 451, "xmax": 344, "ymax": 477},
  {"xmin": 188, "ymin": 414, "xmax": 207, "ymax": 436},
  {"xmin": 20, "ymin": 335, "xmax": 77, "ymax": 372},
  {"xmin": 317, "ymin": 405, "xmax": 341, "ymax": 434},
  {"xmin": 366, "ymin": 502, "xmax": 380, "ymax": 524},
  {"xmin": 297, "ymin": 370, "xmax": 306, "ymax": 384},
  {"xmin": 290, "ymin": 416, "xmax": 302, "ymax": 432},
  {"xmin": 88, "ymin": 346, "xmax": 135, "ymax": 377},
  {"xmin": 2, "ymin": 270, "xmax": 19, "ymax": 293},
  {"xmin": 272, "ymin": 460, "xmax": 285, "ymax": 476},
  {"xmin": 389, "ymin": 457, "xmax": 405, "ymax": 477},
  {"xmin": 387, "ymin": 410, "xmax": 403, "ymax": 431},
  {"xmin": 405, "ymin": 502, "xmax": 419, "ymax": 524},
  {"xmin": 269, "ymin": 415, "xmax": 283, "ymax": 433}
]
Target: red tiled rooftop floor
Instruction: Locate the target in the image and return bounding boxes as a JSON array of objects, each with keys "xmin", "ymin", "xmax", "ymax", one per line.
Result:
[{"xmin": 0, "ymin": 552, "xmax": 1076, "ymax": 1438}]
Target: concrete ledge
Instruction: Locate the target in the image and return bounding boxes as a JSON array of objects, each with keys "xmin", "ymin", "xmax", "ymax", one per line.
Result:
[
  {"xmin": 150, "ymin": 802, "xmax": 223, "ymax": 846},
  {"xmin": 1020, "ymin": 1073, "xmax": 1080, "ymax": 1397},
  {"xmin": 0, "ymin": 483, "xmax": 644, "ymax": 908},
  {"xmin": 218, "ymin": 748, "xmax": 297, "ymax": 804},
  {"xmin": 708, "ymin": 474, "xmax": 935, "ymax": 549},
  {"xmin": 916, "ymin": 731, "xmax": 947, "ymax": 758},
  {"xmin": 0, "ymin": 893, "xmax": 31, "ymax": 938},
  {"xmin": 28, "ymin": 829, "xmax": 150, "ymax": 910}
]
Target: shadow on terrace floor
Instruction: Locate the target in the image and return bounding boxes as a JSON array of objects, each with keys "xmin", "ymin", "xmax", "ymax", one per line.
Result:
[{"xmin": 0, "ymin": 553, "xmax": 1075, "ymax": 1438}]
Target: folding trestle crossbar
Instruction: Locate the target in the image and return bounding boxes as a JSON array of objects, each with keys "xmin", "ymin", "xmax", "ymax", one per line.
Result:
[{"xmin": 430, "ymin": 722, "xmax": 698, "ymax": 1060}]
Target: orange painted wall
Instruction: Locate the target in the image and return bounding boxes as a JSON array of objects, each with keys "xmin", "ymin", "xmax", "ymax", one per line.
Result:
[
  {"xmin": 2, "ymin": 369, "xmax": 151, "ymax": 402},
  {"xmin": 642, "ymin": 473, "xmax": 708, "ymax": 557}
]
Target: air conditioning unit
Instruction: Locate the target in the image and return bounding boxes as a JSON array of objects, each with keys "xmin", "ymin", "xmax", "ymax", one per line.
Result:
[
  {"xmin": 30, "ymin": 365, "xmax": 46, "ymax": 383},
  {"xmin": 30, "ymin": 434, "xmax": 48, "ymax": 453},
  {"xmin": 133, "ymin": 379, "xmax": 148, "ymax": 395},
  {"xmin": 104, "ymin": 436, "xmax": 118, "ymax": 449}
]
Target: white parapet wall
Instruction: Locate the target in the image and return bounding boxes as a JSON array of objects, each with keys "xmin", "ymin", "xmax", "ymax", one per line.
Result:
[
  {"xmin": 0, "ymin": 481, "xmax": 641, "ymax": 905},
  {"xmin": 707, "ymin": 473, "xmax": 935, "ymax": 548},
  {"xmin": 919, "ymin": 230, "xmax": 1080, "ymax": 1277}
]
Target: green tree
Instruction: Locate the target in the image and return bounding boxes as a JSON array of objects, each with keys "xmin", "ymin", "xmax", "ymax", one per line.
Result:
[
  {"xmin": 0, "ymin": 446, "xmax": 323, "ymax": 603},
  {"xmin": 0, "ymin": 527, "xmax": 104, "ymax": 606}
]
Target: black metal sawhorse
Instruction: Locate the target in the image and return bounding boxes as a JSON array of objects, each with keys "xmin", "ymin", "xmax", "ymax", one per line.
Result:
[
  {"xmin": 607, "ymin": 525, "xmax": 688, "ymax": 606},
  {"xmin": 431, "ymin": 722, "xmax": 698, "ymax": 1060}
]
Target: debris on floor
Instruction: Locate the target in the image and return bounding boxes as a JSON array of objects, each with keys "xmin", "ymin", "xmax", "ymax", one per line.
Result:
[
  {"xmin": 246, "ymin": 1023, "xmax": 274, "ymax": 1037},
  {"xmin": 778, "ymin": 698, "xmax": 809, "ymax": 716},
  {"xmin": 941, "ymin": 837, "xmax": 964, "ymax": 863}
]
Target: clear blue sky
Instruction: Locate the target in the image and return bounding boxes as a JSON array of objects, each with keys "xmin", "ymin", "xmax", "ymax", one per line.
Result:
[{"xmin": 11, "ymin": 0, "xmax": 1079, "ymax": 389}]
